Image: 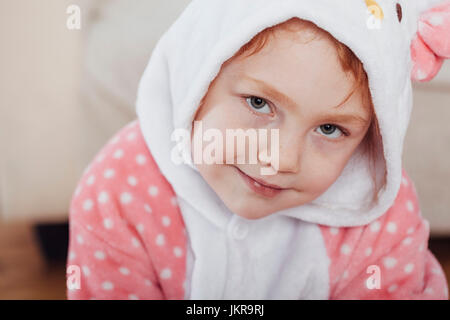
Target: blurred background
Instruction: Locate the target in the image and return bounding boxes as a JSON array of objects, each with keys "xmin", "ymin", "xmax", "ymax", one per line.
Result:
[{"xmin": 0, "ymin": 0, "xmax": 449, "ymax": 299}]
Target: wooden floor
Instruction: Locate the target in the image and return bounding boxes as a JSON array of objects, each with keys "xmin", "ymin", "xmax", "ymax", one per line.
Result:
[
  {"xmin": 0, "ymin": 223, "xmax": 67, "ymax": 299},
  {"xmin": 0, "ymin": 222, "xmax": 449, "ymax": 300}
]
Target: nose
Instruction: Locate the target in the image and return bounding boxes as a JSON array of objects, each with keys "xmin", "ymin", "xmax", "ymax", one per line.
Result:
[{"xmin": 277, "ymin": 129, "xmax": 301, "ymax": 174}]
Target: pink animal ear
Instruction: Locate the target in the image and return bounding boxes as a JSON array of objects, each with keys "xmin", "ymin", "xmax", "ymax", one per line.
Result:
[{"xmin": 411, "ymin": 1, "xmax": 450, "ymax": 82}]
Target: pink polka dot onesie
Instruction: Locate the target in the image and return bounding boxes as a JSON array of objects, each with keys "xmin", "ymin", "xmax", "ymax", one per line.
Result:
[{"xmin": 67, "ymin": 0, "xmax": 450, "ymax": 299}]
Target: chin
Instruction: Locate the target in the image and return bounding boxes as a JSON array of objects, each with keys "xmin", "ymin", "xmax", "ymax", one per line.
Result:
[{"xmin": 223, "ymin": 196, "xmax": 274, "ymax": 220}]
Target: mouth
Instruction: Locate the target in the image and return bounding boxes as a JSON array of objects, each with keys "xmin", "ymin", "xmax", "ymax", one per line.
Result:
[{"xmin": 234, "ymin": 166, "xmax": 286, "ymax": 198}]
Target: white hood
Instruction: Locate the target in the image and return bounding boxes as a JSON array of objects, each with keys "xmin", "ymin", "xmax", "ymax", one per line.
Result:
[{"xmin": 136, "ymin": 0, "xmax": 448, "ymax": 228}]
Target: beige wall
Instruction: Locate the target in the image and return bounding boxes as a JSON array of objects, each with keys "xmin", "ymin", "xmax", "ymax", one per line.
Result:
[
  {"xmin": 0, "ymin": 0, "xmax": 84, "ymax": 223},
  {"xmin": 407, "ymin": 72, "xmax": 450, "ymax": 236}
]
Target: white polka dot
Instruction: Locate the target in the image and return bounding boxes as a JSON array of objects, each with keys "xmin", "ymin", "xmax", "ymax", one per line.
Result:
[
  {"xmin": 416, "ymin": 69, "xmax": 427, "ymax": 81},
  {"xmin": 148, "ymin": 186, "xmax": 159, "ymax": 197},
  {"xmin": 87, "ymin": 225, "xmax": 93, "ymax": 231},
  {"xmin": 365, "ymin": 247, "xmax": 373, "ymax": 257},
  {"xmin": 173, "ymin": 246, "xmax": 183, "ymax": 258},
  {"xmin": 110, "ymin": 136, "xmax": 120, "ymax": 144},
  {"xmin": 370, "ymin": 220, "xmax": 381, "ymax": 233},
  {"xmin": 425, "ymin": 287, "xmax": 434, "ymax": 295},
  {"xmin": 127, "ymin": 176, "xmax": 138, "ymax": 186},
  {"xmin": 76, "ymin": 235, "xmax": 84, "ymax": 244},
  {"xmin": 388, "ymin": 284, "xmax": 398, "ymax": 293},
  {"xmin": 428, "ymin": 13, "xmax": 444, "ymax": 26},
  {"xmin": 144, "ymin": 279, "xmax": 152, "ymax": 286},
  {"xmin": 131, "ymin": 237, "xmax": 140, "ymax": 248},
  {"xmin": 136, "ymin": 223, "xmax": 145, "ymax": 234},
  {"xmin": 103, "ymin": 218, "xmax": 114, "ymax": 229},
  {"xmin": 96, "ymin": 153, "xmax": 105, "ymax": 163},
  {"xmin": 401, "ymin": 176, "xmax": 409, "ymax": 187},
  {"xmin": 94, "ymin": 250, "xmax": 106, "ymax": 260},
  {"xmin": 402, "ymin": 237, "xmax": 413, "ymax": 246},
  {"xmin": 69, "ymin": 251, "xmax": 76, "ymax": 260},
  {"xmin": 406, "ymin": 201, "xmax": 414, "ymax": 212},
  {"xmin": 113, "ymin": 149, "xmax": 124, "ymax": 159},
  {"xmin": 386, "ymin": 222, "xmax": 397, "ymax": 234},
  {"xmin": 127, "ymin": 132, "xmax": 137, "ymax": 141},
  {"xmin": 119, "ymin": 267, "xmax": 130, "ymax": 275},
  {"xmin": 160, "ymin": 268, "xmax": 172, "ymax": 279},
  {"xmin": 162, "ymin": 216, "xmax": 171, "ymax": 227},
  {"xmin": 144, "ymin": 204, "xmax": 152, "ymax": 213},
  {"xmin": 340, "ymin": 244, "xmax": 351, "ymax": 255},
  {"xmin": 424, "ymin": 219, "xmax": 430, "ymax": 231},
  {"xmin": 407, "ymin": 227, "xmax": 414, "ymax": 234},
  {"xmin": 86, "ymin": 175, "xmax": 95, "ymax": 186},
  {"xmin": 432, "ymin": 268, "xmax": 441, "ymax": 275},
  {"xmin": 136, "ymin": 154, "xmax": 147, "ymax": 165},
  {"xmin": 98, "ymin": 191, "xmax": 109, "ymax": 204},
  {"xmin": 383, "ymin": 257, "xmax": 397, "ymax": 269},
  {"xmin": 329, "ymin": 227, "xmax": 339, "ymax": 235},
  {"xmin": 83, "ymin": 199, "xmax": 94, "ymax": 211},
  {"xmin": 102, "ymin": 281, "xmax": 114, "ymax": 291},
  {"xmin": 82, "ymin": 266, "xmax": 90, "ymax": 277},
  {"xmin": 342, "ymin": 270, "xmax": 349, "ymax": 279},
  {"xmin": 419, "ymin": 243, "xmax": 425, "ymax": 252},
  {"xmin": 171, "ymin": 197, "xmax": 178, "ymax": 206},
  {"xmin": 128, "ymin": 294, "xmax": 139, "ymax": 300},
  {"xmin": 104, "ymin": 169, "xmax": 115, "ymax": 179},
  {"xmin": 404, "ymin": 263, "xmax": 414, "ymax": 274},
  {"xmin": 156, "ymin": 234, "xmax": 165, "ymax": 246},
  {"xmin": 120, "ymin": 192, "xmax": 133, "ymax": 205}
]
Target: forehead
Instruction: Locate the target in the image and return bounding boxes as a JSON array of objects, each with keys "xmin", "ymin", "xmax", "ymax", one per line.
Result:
[{"xmin": 222, "ymin": 34, "xmax": 371, "ymax": 118}]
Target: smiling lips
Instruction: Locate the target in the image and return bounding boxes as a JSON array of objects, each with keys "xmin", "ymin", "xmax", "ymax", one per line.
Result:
[{"xmin": 235, "ymin": 166, "xmax": 285, "ymax": 198}]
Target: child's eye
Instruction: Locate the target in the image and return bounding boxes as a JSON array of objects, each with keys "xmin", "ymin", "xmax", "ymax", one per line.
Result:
[
  {"xmin": 315, "ymin": 124, "xmax": 346, "ymax": 140},
  {"xmin": 245, "ymin": 96, "xmax": 272, "ymax": 114}
]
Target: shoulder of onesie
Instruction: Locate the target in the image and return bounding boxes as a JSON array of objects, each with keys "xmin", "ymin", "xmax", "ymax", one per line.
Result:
[
  {"xmin": 320, "ymin": 167, "xmax": 425, "ymax": 247},
  {"xmin": 69, "ymin": 119, "xmax": 187, "ymax": 257},
  {"xmin": 318, "ymin": 168, "xmax": 429, "ymax": 291}
]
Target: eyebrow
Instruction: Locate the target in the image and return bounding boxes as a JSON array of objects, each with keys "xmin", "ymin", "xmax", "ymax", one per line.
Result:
[{"xmin": 239, "ymin": 74, "xmax": 370, "ymax": 126}]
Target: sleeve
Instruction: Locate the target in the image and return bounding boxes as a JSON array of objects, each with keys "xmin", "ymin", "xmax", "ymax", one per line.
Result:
[
  {"xmin": 66, "ymin": 121, "xmax": 188, "ymax": 300},
  {"xmin": 327, "ymin": 171, "xmax": 449, "ymax": 300},
  {"xmin": 64, "ymin": 123, "xmax": 168, "ymax": 300},
  {"xmin": 66, "ymin": 182, "xmax": 164, "ymax": 300},
  {"xmin": 66, "ymin": 219, "xmax": 164, "ymax": 300}
]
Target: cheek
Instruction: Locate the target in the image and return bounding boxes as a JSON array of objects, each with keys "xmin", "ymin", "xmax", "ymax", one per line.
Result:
[
  {"xmin": 197, "ymin": 102, "xmax": 251, "ymax": 130},
  {"xmin": 194, "ymin": 100, "xmax": 262, "ymax": 156},
  {"xmin": 303, "ymin": 145, "xmax": 352, "ymax": 194}
]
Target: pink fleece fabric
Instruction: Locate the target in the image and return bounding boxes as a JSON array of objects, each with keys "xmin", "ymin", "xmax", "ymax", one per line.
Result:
[
  {"xmin": 66, "ymin": 120, "xmax": 448, "ymax": 300},
  {"xmin": 411, "ymin": 1, "xmax": 450, "ymax": 81}
]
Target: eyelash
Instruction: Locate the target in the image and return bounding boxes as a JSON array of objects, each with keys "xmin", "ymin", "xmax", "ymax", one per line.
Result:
[{"xmin": 241, "ymin": 95, "xmax": 350, "ymax": 139}]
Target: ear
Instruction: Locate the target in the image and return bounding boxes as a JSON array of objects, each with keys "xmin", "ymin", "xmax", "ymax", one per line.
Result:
[{"xmin": 411, "ymin": 1, "xmax": 450, "ymax": 82}]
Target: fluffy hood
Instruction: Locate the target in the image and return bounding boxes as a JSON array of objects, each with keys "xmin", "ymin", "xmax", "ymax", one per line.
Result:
[{"xmin": 136, "ymin": 0, "xmax": 450, "ymax": 228}]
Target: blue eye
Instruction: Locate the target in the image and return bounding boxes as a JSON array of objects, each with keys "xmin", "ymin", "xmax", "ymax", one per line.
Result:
[
  {"xmin": 245, "ymin": 96, "xmax": 272, "ymax": 114},
  {"xmin": 316, "ymin": 124, "xmax": 344, "ymax": 139}
]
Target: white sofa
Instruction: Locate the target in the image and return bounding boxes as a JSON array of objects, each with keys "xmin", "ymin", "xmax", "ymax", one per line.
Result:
[{"xmin": 1, "ymin": 0, "xmax": 449, "ymax": 236}]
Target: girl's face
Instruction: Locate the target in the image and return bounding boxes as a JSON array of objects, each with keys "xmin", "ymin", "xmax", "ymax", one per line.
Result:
[{"xmin": 192, "ymin": 30, "xmax": 373, "ymax": 220}]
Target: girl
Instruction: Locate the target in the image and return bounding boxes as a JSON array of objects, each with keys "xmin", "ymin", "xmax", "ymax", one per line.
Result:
[{"xmin": 67, "ymin": 0, "xmax": 450, "ymax": 299}]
